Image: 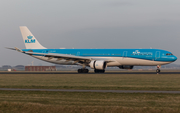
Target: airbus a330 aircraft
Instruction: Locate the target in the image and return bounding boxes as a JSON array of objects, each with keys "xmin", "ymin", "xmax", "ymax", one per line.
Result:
[{"xmin": 8, "ymin": 26, "xmax": 177, "ymax": 73}]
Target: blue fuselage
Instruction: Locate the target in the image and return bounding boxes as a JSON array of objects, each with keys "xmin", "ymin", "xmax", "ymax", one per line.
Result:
[{"xmin": 22, "ymin": 48, "xmax": 177, "ymax": 63}]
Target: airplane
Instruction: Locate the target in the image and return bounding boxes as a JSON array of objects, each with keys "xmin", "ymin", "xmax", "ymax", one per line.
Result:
[{"xmin": 7, "ymin": 26, "xmax": 177, "ymax": 73}]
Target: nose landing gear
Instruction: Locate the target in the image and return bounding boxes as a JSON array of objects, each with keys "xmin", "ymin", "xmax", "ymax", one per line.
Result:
[{"xmin": 156, "ymin": 65, "xmax": 161, "ymax": 74}]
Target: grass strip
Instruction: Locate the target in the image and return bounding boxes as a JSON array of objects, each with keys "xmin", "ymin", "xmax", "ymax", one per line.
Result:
[
  {"xmin": 0, "ymin": 74, "xmax": 180, "ymax": 90},
  {"xmin": 0, "ymin": 90, "xmax": 180, "ymax": 113}
]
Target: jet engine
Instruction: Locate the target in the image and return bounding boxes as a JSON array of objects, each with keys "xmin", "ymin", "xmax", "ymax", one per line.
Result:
[
  {"xmin": 89, "ymin": 60, "xmax": 107, "ymax": 70},
  {"xmin": 118, "ymin": 65, "xmax": 134, "ymax": 69}
]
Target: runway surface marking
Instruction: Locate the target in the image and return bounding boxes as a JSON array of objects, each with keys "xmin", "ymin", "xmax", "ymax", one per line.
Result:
[
  {"xmin": 0, "ymin": 88, "xmax": 180, "ymax": 94},
  {"xmin": 1, "ymin": 72, "xmax": 180, "ymax": 74}
]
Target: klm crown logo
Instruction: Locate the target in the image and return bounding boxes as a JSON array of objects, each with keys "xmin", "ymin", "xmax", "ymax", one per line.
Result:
[
  {"xmin": 27, "ymin": 35, "xmax": 33, "ymax": 39},
  {"xmin": 25, "ymin": 35, "xmax": 35, "ymax": 43},
  {"xmin": 133, "ymin": 50, "xmax": 140, "ymax": 54}
]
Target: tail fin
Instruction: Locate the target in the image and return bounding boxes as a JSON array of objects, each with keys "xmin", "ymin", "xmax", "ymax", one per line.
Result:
[{"xmin": 20, "ymin": 26, "xmax": 46, "ymax": 49}]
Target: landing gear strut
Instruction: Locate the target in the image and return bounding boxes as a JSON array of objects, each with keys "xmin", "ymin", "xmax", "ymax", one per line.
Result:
[
  {"xmin": 156, "ymin": 65, "xmax": 161, "ymax": 74},
  {"xmin": 94, "ymin": 69, "xmax": 105, "ymax": 73},
  {"xmin": 78, "ymin": 69, "xmax": 89, "ymax": 73}
]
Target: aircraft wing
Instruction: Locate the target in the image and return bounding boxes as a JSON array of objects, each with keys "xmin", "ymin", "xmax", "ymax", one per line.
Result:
[
  {"xmin": 25, "ymin": 52, "xmax": 115, "ymax": 63},
  {"xmin": 25, "ymin": 52, "xmax": 114, "ymax": 63},
  {"xmin": 7, "ymin": 47, "xmax": 115, "ymax": 64},
  {"xmin": 26, "ymin": 51, "xmax": 91, "ymax": 60}
]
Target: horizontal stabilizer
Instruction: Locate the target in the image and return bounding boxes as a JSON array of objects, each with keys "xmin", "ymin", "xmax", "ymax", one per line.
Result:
[
  {"xmin": 6, "ymin": 47, "xmax": 23, "ymax": 52},
  {"xmin": 5, "ymin": 47, "xmax": 16, "ymax": 50}
]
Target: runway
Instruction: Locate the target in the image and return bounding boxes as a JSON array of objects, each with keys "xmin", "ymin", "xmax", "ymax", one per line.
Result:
[
  {"xmin": 0, "ymin": 88, "xmax": 180, "ymax": 94},
  {"xmin": 0, "ymin": 71, "xmax": 180, "ymax": 74}
]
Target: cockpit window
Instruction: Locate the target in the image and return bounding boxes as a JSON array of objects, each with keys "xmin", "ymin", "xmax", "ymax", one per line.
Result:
[{"xmin": 166, "ymin": 53, "xmax": 173, "ymax": 56}]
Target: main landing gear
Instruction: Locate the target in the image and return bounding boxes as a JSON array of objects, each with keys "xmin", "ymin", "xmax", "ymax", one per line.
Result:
[
  {"xmin": 77, "ymin": 69, "xmax": 105, "ymax": 73},
  {"xmin": 78, "ymin": 69, "xmax": 89, "ymax": 73},
  {"xmin": 94, "ymin": 69, "xmax": 105, "ymax": 73},
  {"xmin": 156, "ymin": 65, "xmax": 161, "ymax": 74}
]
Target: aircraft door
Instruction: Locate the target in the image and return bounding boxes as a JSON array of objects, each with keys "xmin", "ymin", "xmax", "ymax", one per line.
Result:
[
  {"xmin": 43, "ymin": 50, "xmax": 48, "ymax": 53},
  {"xmin": 42, "ymin": 50, "xmax": 49, "ymax": 57},
  {"xmin": 77, "ymin": 52, "xmax": 80, "ymax": 56},
  {"xmin": 123, "ymin": 51, "xmax": 128, "ymax": 59},
  {"xmin": 155, "ymin": 51, "xmax": 160, "ymax": 60}
]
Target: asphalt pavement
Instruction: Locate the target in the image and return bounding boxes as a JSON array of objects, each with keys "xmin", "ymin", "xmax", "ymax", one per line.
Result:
[
  {"xmin": 0, "ymin": 88, "xmax": 180, "ymax": 94},
  {"xmin": 0, "ymin": 71, "xmax": 180, "ymax": 74}
]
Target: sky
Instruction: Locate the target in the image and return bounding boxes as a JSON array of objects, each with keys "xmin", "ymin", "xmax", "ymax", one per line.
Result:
[{"xmin": 0, "ymin": 0, "xmax": 180, "ymax": 66}]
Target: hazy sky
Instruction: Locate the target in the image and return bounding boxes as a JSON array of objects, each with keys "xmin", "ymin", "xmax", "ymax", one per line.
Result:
[{"xmin": 1, "ymin": 0, "xmax": 180, "ymax": 66}]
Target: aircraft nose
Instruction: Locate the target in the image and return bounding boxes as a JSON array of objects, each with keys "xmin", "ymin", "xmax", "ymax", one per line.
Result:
[
  {"xmin": 171, "ymin": 56, "xmax": 177, "ymax": 62},
  {"xmin": 174, "ymin": 56, "xmax": 177, "ymax": 61}
]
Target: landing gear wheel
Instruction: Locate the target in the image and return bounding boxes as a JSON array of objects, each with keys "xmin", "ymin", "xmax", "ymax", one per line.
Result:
[
  {"xmin": 83, "ymin": 69, "xmax": 89, "ymax": 73},
  {"xmin": 156, "ymin": 69, "xmax": 160, "ymax": 74},
  {"xmin": 156, "ymin": 65, "xmax": 161, "ymax": 74},
  {"xmin": 94, "ymin": 69, "xmax": 105, "ymax": 73},
  {"xmin": 78, "ymin": 69, "xmax": 89, "ymax": 73},
  {"xmin": 78, "ymin": 69, "xmax": 82, "ymax": 73}
]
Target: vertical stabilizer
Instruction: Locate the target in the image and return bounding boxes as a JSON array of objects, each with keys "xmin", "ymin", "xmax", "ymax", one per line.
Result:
[{"xmin": 20, "ymin": 26, "xmax": 46, "ymax": 49}]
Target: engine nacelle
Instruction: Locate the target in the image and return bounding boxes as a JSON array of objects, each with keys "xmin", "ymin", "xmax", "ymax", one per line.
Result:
[
  {"xmin": 118, "ymin": 65, "xmax": 134, "ymax": 69},
  {"xmin": 89, "ymin": 60, "xmax": 107, "ymax": 70}
]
